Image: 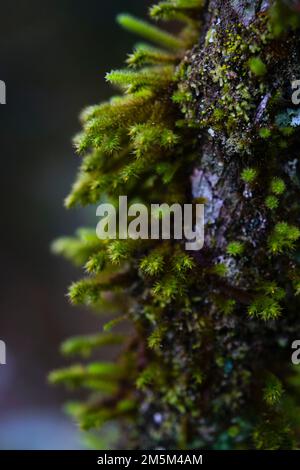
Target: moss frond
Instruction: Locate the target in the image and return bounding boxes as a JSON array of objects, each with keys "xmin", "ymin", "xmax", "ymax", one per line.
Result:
[
  {"xmin": 248, "ymin": 57, "xmax": 267, "ymax": 76},
  {"xmin": 127, "ymin": 44, "xmax": 177, "ymax": 68},
  {"xmin": 150, "ymin": 0, "xmax": 204, "ymax": 23},
  {"xmin": 51, "ymin": 228, "xmax": 101, "ymax": 266},
  {"xmin": 49, "ymin": 363, "xmax": 123, "ymax": 391},
  {"xmin": 268, "ymin": 222, "xmax": 300, "ymax": 254},
  {"xmin": 140, "ymin": 250, "xmax": 165, "ymax": 276},
  {"xmin": 61, "ymin": 333, "xmax": 125, "ymax": 358},
  {"xmin": 106, "ymin": 66, "xmax": 174, "ymax": 93}
]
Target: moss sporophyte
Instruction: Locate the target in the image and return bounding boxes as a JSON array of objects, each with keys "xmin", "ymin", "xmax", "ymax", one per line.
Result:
[{"xmin": 51, "ymin": 0, "xmax": 300, "ymax": 450}]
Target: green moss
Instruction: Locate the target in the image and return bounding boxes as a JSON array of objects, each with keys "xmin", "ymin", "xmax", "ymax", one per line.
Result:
[
  {"xmin": 259, "ymin": 127, "xmax": 271, "ymax": 139},
  {"xmin": 116, "ymin": 14, "xmax": 184, "ymax": 50},
  {"xmin": 226, "ymin": 241, "xmax": 244, "ymax": 257},
  {"xmin": 265, "ymin": 195, "xmax": 279, "ymax": 211},
  {"xmin": 241, "ymin": 167, "xmax": 257, "ymax": 184},
  {"xmin": 211, "ymin": 263, "xmax": 228, "ymax": 277},
  {"xmin": 263, "ymin": 375, "xmax": 284, "ymax": 407},
  {"xmin": 268, "ymin": 222, "xmax": 300, "ymax": 254},
  {"xmin": 269, "ymin": 0, "xmax": 300, "ymax": 37},
  {"xmin": 177, "ymin": 17, "xmax": 273, "ymax": 150},
  {"xmin": 248, "ymin": 282, "xmax": 285, "ymax": 322},
  {"xmin": 52, "ymin": 0, "xmax": 300, "ymax": 451},
  {"xmin": 248, "ymin": 57, "xmax": 267, "ymax": 76},
  {"xmin": 270, "ymin": 177, "xmax": 286, "ymax": 195}
]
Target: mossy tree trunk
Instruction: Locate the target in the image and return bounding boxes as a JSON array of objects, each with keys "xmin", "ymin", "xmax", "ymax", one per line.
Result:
[{"xmin": 52, "ymin": 0, "xmax": 300, "ymax": 450}]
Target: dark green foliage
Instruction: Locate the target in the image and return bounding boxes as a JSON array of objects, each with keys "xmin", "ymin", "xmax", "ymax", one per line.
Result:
[
  {"xmin": 265, "ymin": 195, "xmax": 279, "ymax": 210},
  {"xmin": 49, "ymin": 362, "xmax": 122, "ymax": 387},
  {"xmin": 127, "ymin": 44, "xmax": 177, "ymax": 68},
  {"xmin": 263, "ymin": 374, "xmax": 284, "ymax": 407},
  {"xmin": 226, "ymin": 241, "xmax": 245, "ymax": 257},
  {"xmin": 51, "ymin": 229, "xmax": 100, "ymax": 266},
  {"xmin": 52, "ymin": 0, "xmax": 300, "ymax": 450},
  {"xmin": 268, "ymin": 222, "xmax": 300, "ymax": 254},
  {"xmin": 241, "ymin": 167, "xmax": 257, "ymax": 184}
]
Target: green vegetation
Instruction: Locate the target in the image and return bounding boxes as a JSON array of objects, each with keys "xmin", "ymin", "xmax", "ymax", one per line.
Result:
[
  {"xmin": 241, "ymin": 167, "xmax": 258, "ymax": 184},
  {"xmin": 248, "ymin": 57, "xmax": 267, "ymax": 76}
]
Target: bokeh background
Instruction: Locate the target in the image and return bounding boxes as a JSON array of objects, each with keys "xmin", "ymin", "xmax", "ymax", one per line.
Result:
[{"xmin": 0, "ymin": 0, "xmax": 152, "ymax": 449}]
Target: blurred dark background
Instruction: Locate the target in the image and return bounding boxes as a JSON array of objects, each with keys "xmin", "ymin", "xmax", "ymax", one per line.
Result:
[{"xmin": 0, "ymin": 0, "xmax": 151, "ymax": 449}]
